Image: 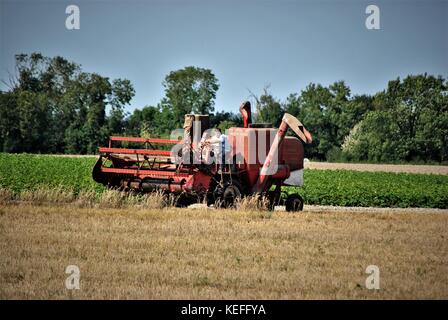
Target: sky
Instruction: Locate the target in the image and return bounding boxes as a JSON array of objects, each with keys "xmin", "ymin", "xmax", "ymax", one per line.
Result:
[{"xmin": 1, "ymin": 0, "xmax": 447, "ymax": 114}]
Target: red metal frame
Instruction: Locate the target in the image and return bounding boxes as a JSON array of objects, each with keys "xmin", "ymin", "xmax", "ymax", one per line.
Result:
[
  {"xmin": 109, "ymin": 136, "xmax": 180, "ymax": 144},
  {"xmin": 96, "ymin": 135, "xmax": 190, "ymax": 188},
  {"xmin": 101, "ymin": 167, "xmax": 189, "ymax": 178},
  {"xmin": 99, "ymin": 147, "xmax": 172, "ymax": 157}
]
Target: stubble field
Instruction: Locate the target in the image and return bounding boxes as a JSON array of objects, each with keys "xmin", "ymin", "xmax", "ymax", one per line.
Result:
[{"xmin": 1, "ymin": 203, "xmax": 447, "ymax": 299}]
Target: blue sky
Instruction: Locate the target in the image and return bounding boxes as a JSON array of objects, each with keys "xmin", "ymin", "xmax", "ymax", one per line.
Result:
[{"xmin": 1, "ymin": 0, "xmax": 447, "ymax": 114}]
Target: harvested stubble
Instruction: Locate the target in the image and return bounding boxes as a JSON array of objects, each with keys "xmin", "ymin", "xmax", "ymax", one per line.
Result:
[
  {"xmin": 0, "ymin": 187, "xmax": 172, "ymax": 210},
  {"xmin": 0, "ymin": 203, "xmax": 447, "ymax": 299}
]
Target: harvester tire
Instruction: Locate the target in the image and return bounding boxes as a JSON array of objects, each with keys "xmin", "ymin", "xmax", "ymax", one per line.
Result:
[
  {"xmin": 175, "ymin": 193, "xmax": 196, "ymax": 208},
  {"xmin": 222, "ymin": 181, "xmax": 242, "ymax": 208},
  {"xmin": 285, "ymin": 193, "xmax": 304, "ymax": 212}
]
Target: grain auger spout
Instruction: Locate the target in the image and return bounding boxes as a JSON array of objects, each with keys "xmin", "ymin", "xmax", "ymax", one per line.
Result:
[{"xmin": 252, "ymin": 113, "xmax": 312, "ymax": 194}]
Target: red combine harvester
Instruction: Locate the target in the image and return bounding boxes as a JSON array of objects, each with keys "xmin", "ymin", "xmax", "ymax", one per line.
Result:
[{"xmin": 92, "ymin": 101, "xmax": 312, "ymax": 211}]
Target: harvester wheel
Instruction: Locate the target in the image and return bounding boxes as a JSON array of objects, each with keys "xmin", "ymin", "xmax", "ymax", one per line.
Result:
[
  {"xmin": 175, "ymin": 193, "xmax": 196, "ymax": 208},
  {"xmin": 285, "ymin": 193, "xmax": 304, "ymax": 212},
  {"xmin": 222, "ymin": 182, "xmax": 242, "ymax": 208}
]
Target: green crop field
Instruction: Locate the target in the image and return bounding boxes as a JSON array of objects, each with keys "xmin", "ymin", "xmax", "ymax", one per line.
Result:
[
  {"xmin": 297, "ymin": 170, "xmax": 448, "ymax": 208},
  {"xmin": 0, "ymin": 153, "xmax": 103, "ymax": 193},
  {"xmin": 1, "ymin": 153, "xmax": 447, "ymax": 208}
]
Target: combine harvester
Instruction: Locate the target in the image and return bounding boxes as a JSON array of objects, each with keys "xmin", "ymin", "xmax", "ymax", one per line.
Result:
[{"xmin": 92, "ymin": 102, "xmax": 312, "ymax": 211}]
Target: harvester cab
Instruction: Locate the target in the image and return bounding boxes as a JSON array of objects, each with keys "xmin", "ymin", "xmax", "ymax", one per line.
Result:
[{"xmin": 92, "ymin": 101, "xmax": 312, "ymax": 211}]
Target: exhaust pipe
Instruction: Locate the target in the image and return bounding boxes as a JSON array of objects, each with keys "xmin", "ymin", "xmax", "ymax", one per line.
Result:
[{"xmin": 239, "ymin": 101, "xmax": 252, "ymax": 128}]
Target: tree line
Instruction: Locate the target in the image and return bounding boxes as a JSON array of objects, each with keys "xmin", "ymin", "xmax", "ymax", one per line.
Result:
[
  {"xmin": 0, "ymin": 53, "xmax": 447, "ymax": 163},
  {"xmin": 0, "ymin": 53, "xmax": 134, "ymax": 154},
  {"xmin": 254, "ymin": 76, "xmax": 447, "ymax": 163}
]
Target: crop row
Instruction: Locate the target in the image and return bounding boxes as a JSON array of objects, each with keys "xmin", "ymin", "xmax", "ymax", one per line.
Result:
[
  {"xmin": 287, "ymin": 169, "xmax": 448, "ymax": 208},
  {"xmin": 0, "ymin": 153, "xmax": 103, "ymax": 193}
]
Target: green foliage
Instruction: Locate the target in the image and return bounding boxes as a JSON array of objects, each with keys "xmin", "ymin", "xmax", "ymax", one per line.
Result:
[
  {"xmin": 252, "ymin": 87, "xmax": 283, "ymax": 126},
  {"xmin": 124, "ymin": 67, "xmax": 221, "ymax": 137},
  {"xmin": 343, "ymin": 74, "xmax": 448, "ymax": 162},
  {"xmin": 0, "ymin": 153, "xmax": 103, "ymax": 193},
  {"xmin": 210, "ymin": 111, "xmax": 243, "ymax": 131},
  {"xmin": 341, "ymin": 112, "xmax": 405, "ymax": 162},
  {"xmin": 108, "ymin": 79, "xmax": 135, "ymax": 135},
  {"xmin": 125, "ymin": 105, "xmax": 160, "ymax": 136},
  {"xmin": 0, "ymin": 92, "xmax": 20, "ymax": 152},
  {"xmin": 286, "ymin": 169, "xmax": 448, "ymax": 209},
  {"xmin": 161, "ymin": 66, "xmax": 219, "ymax": 129},
  {"xmin": 0, "ymin": 53, "xmax": 134, "ymax": 154},
  {"xmin": 217, "ymin": 120, "xmax": 238, "ymax": 132}
]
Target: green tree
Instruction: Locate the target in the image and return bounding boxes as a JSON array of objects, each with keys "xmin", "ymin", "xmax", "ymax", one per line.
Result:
[
  {"xmin": 210, "ymin": 111, "xmax": 242, "ymax": 129},
  {"xmin": 16, "ymin": 91, "xmax": 51, "ymax": 152},
  {"xmin": 107, "ymin": 79, "xmax": 135, "ymax": 135},
  {"xmin": 342, "ymin": 74, "xmax": 447, "ymax": 162},
  {"xmin": 297, "ymin": 83, "xmax": 332, "ymax": 159},
  {"xmin": 0, "ymin": 92, "xmax": 21, "ymax": 152},
  {"xmin": 284, "ymin": 93, "xmax": 301, "ymax": 116},
  {"xmin": 125, "ymin": 105, "xmax": 161, "ymax": 137},
  {"xmin": 0, "ymin": 52, "xmax": 134, "ymax": 154},
  {"xmin": 342, "ymin": 111, "xmax": 407, "ymax": 162},
  {"xmin": 161, "ymin": 66, "xmax": 219, "ymax": 129},
  {"xmin": 250, "ymin": 87, "xmax": 284, "ymax": 126}
]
